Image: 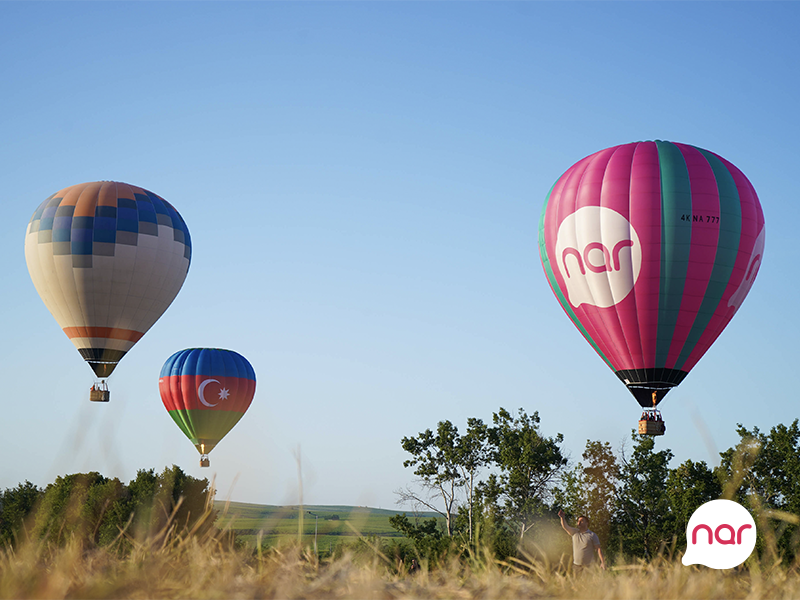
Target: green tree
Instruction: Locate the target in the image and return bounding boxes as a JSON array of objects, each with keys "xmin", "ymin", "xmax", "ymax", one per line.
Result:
[
  {"xmin": 99, "ymin": 468, "xmax": 159, "ymax": 545},
  {"xmin": 555, "ymin": 440, "xmax": 619, "ymax": 547},
  {"xmin": 388, "ymin": 513, "xmax": 450, "ymax": 562},
  {"xmin": 612, "ymin": 434, "xmax": 674, "ymax": 560},
  {"xmin": 152, "ymin": 465, "xmax": 216, "ymax": 536},
  {"xmin": 0, "ymin": 481, "xmax": 43, "ymax": 547},
  {"xmin": 485, "ymin": 408, "xmax": 567, "ymax": 540},
  {"xmin": 31, "ymin": 472, "xmax": 125, "ymax": 546},
  {"xmin": 456, "ymin": 417, "xmax": 490, "ymax": 544},
  {"xmin": 399, "ymin": 420, "xmax": 464, "ymax": 536},
  {"xmin": 665, "ymin": 458, "xmax": 721, "ymax": 548},
  {"xmin": 718, "ymin": 420, "xmax": 800, "ymax": 562}
]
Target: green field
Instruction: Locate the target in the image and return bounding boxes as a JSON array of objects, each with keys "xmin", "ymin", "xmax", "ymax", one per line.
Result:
[{"xmin": 214, "ymin": 501, "xmax": 442, "ymax": 552}]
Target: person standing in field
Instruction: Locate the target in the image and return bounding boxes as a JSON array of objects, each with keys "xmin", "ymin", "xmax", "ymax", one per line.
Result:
[{"xmin": 558, "ymin": 509, "xmax": 606, "ymax": 571}]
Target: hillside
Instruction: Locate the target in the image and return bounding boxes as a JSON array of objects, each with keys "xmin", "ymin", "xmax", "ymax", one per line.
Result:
[{"xmin": 214, "ymin": 501, "xmax": 442, "ymax": 551}]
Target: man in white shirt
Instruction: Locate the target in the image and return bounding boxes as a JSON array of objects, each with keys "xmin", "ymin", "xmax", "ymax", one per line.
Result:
[{"xmin": 558, "ymin": 509, "xmax": 606, "ymax": 571}]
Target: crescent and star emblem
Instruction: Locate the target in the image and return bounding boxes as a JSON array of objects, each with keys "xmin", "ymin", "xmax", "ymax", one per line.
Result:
[{"xmin": 198, "ymin": 378, "xmax": 231, "ymax": 407}]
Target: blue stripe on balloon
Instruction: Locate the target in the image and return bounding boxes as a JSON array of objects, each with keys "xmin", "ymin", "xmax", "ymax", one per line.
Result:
[
  {"xmin": 95, "ymin": 205, "xmax": 117, "ymax": 218},
  {"xmin": 160, "ymin": 349, "xmax": 256, "ymax": 381}
]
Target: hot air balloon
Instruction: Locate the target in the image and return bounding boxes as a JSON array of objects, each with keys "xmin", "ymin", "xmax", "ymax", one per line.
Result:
[
  {"xmin": 24, "ymin": 181, "xmax": 191, "ymax": 402},
  {"xmin": 539, "ymin": 141, "xmax": 765, "ymax": 435},
  {"xmin": 159, "ymin": 348, "xmax": 256, "ymax": 467}
]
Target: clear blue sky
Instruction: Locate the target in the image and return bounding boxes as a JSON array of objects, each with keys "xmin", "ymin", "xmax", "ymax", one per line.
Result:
[{"xmin": 2, "ymin": 2, "xmax": 798, "ymax": 510}]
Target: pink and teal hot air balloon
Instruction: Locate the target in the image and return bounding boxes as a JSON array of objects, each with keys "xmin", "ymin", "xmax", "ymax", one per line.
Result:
[
  {"xmin": 159, "ymin": 348, "xmax": 256, "ymax": 467},
  {"xmin": 539, "ymin": 141, "xmax": 764, "ymax": 432}
]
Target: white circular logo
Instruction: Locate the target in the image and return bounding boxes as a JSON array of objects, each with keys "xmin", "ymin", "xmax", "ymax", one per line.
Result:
[
  {"xmin": 682, "ymin": 499, "xmax": 756, "ymax": 569},
  {"xmin": 554, "ymin": 206, "xmax": 641, "ymax": 308}
]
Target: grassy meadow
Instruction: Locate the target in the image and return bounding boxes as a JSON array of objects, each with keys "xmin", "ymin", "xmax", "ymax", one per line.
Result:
[
  {"xmin": 3, "ymin": 528, "xmax": 800, "ymax": 599},
  {"xmin": 214, "ymin": 501, "xmax": 439, "ymax": 552},
  {"xmin": 3, "ymin": 497, "xmax": 800, "ymax": 599}
]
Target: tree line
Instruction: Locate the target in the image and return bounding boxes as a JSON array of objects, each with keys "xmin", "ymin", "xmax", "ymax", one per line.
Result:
[
  {"xmin": 0, "ymin": 465, "xmax": 217, "ymax": 550},
  {"xmin": 392, "ymin": 408, "xmax": 800, "ymax": 566}
]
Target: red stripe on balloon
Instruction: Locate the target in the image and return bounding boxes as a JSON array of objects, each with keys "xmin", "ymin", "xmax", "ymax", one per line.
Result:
[
  {"xmin": 159, "ymin": 375, "xmax": 255, "ymax": 413},
  {"xmin": 628, "ymin": 141, "xmax": 662, "ymax": 369}
]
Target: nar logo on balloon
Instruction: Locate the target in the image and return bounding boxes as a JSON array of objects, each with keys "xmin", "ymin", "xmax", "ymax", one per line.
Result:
[
  {"xmin": 682, "ymin": 500, "xmax": 756, "ymax": 569},
  {"xmin": 728, "ymin": 226, "xmax": 765, "ymax": 311},
  {"xmin": 555, "ymin": 206, "xmax": 641, "ymax": 308}
]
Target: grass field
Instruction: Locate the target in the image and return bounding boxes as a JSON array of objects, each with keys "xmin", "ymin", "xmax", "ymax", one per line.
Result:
[
  {"xmin": 5, "ymin": 497, "xmax": 800, "ymax": 598},
  {"xmin": 4, "ymin": 527, "xmax": 800, "ymax": 599},
  {"xmin": 214, "ymin": 500, "xmax": 441, "ymax": 552}
]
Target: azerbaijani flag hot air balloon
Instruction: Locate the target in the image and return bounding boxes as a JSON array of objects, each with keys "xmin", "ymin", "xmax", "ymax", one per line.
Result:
[
  {"xmin": 539, "ymin": 141, "xmax": 765, "ymax": 435},
  {"xmin": 24, "ymin": 181, "xmax": 191, "ymax": 402},
  {"xmin": 159, "ymin": 348, "xmax": 256, "ymax": 467}
]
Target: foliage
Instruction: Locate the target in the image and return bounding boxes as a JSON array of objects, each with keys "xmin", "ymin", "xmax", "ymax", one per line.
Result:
[
  {"xmin": 397, "ymin": 407, "xmax": 800, "ymax": 568},
  {"xmin": 388, "ymin": 513, "xmax": 451, "ymax": 562},
  {"xmin": 665, "ymin": 458, "xmax": 721, "ymax": 544},
  {"xmin": 0, "ymin": 480, "xmax": 43, "ymax": 547},
  {"xmin": 3, "ymin": 465, "xmax": 215, "ymax": 552},
  {"xmin": 485, "ymin": 408, "xmax": 567, "ymax": 540},
  {"xmin": 399, "ymin": 420, "xmax": 464, "ymax": 536},
  {"xmin": 554, "ymin": 440, "xmax": 619, "ymax": 547},
  {"xmin": 718, "ymin": 420, "xmax": 800, "ymax": 563},
  {"xmin": 396, "ymin": 407, "xmax": 568, "ymax": 559},
  {"xmin": 611, "ymin": 434, "xmax": 675, "ymax": 561}
]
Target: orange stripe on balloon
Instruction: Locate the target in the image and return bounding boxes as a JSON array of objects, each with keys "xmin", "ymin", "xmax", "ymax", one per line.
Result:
[
  {"xmin": 63, "ymin": 326, "xmax": 144, "ymax": 342},
  {"xmin": 74, "ymin": 183, "xmax": 102, "ymax": 217},
  {"xmin": 98, "ymin": 181, "xmax": 120, "ymax": 207}
]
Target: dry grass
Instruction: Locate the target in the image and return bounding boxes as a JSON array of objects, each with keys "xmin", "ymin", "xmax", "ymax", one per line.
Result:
[
  {"xmin": 3, "ymin": 483, "xmax": 800, "ymax": 600},
  {"xmin": 3, "ymin": 525, "xmax": 800, "ymax": 600}
]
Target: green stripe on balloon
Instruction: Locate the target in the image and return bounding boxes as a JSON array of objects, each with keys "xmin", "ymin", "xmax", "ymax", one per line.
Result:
[
  {"xmin": 539, "ymin": 184, "xmax": 614, "ymax": 370},
  {"xmin": 655, "ymin": 141, "xmax": 693, "ymax": 367},
  {"xmin": 673, "ymin": 148, "xmax": 742, "ymax": 371},
  {"xmin": 167, "ymin": 409, "xmax": 246, "ymax": 454}
]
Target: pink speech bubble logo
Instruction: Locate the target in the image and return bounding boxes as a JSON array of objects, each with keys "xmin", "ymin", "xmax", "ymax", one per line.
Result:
[{"xmin": 682, "ymin": 499, "xmax": 756, "ymax": 569}]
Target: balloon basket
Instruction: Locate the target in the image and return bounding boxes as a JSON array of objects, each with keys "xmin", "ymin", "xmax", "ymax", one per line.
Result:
[
  {"xmin": 200, "ymin": 455, "xmax": 210, "ymax": 468},
  {"xmin": 90, "ymin": 381, "xmax": 110, "ymax": 403},
  {"xmin": 639, "ymin": 409, "xmax": 665, "ymax": 436}
]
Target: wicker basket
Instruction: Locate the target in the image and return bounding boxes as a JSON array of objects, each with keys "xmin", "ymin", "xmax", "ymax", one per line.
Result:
[
  {"xmin": 638, "ymin": 419, "xmax": 665, "ymax": 436},
  {"xmin": 90, "ymin": 388, "xmax": 110, "ymax": 402}
]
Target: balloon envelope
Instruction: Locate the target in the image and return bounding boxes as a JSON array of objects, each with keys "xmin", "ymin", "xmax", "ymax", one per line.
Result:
[
  {"xmin": 159, "ymin": 348, "xmax": 256, "ymax": 455},
  {"xmin": 25, "ymin": 181, "xmax": 191, "ymax": 378},
  {"xmin": 539, "ymin": 141, "xmax": 764, "ymax": 407}
]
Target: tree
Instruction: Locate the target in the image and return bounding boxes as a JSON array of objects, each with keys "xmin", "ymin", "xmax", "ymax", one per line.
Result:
[
  {"xmin": 665, "ymin": 458, "xmax": 721, "ymax": 547},
  {"xmin": 0, "ymin": 481, "xmax": 43, "ymax": 547},
  {"xmin": 31, "ymin": 472, "xmax": 125, "ymax": 546},
  {"xmin": 718, "ymin": 420, "xmax": 800, "ymax": 562},
  {"xmin": 456, "ymin": 417, "xmax": 490, "ymax": 544},
  {"xmin": 398, "ymin": 420, "xmax": 464, "ymax": 536},
  {"xmin": 152, "ymin": 465, "xmax": 216, "ymax": 536},
  {"xmin": 22, "ymin": 466, "xmax": 215, "ymax": 549},
  {"xmin": 388, "ymin": 513, "xmax": 450, "ymax": 562},
  {"xmin": 612, "ymin": 434, "xmax": 674, "ymax": 560},
  {"xmin": 555, "ymin": 440, "xmax": 619, "ymax": 547},
  {"xmin": 485, "ymin": 408, "xmax": 567, "ymax": 540}
]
